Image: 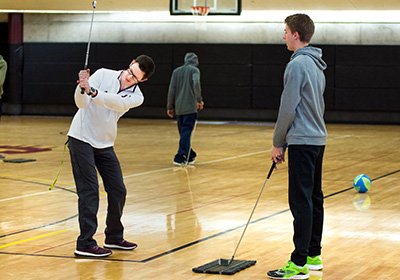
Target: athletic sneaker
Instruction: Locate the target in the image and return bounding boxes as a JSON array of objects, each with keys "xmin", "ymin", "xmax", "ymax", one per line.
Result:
[
  {"xmin": 306, "ymin": 255, "xmax": 323, "ymax": 271},
  {"xmin": 173, "ymin": 159, "xmax": 185, "ymax": 166},
  {"xmin": 267, "ymin": 260, "xmax": 309, "ymax": 279},
  {"xmin": 173, "ymin": 158, "xmax": 195, "ymax": 166},
  {"xmin": 74, "ymin": 246, "xmax": 112, "ymax": 257},
  {"xmin": 104, "ymin": 239, "xmax": 137, "ymax": 250}
]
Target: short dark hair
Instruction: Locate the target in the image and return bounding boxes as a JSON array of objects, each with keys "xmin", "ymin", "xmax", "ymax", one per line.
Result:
[
  {"xmin": 285, "ymin": 14, "xmax": 315, "ymax": 43},
  {"xmin": 135, "ymin": 55, "xmax": 155, "ymax": 79}
]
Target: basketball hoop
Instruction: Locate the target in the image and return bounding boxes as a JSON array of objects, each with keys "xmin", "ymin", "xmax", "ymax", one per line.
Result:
[
  {"xmin": 191, "ymin": 5, "xmax": 209, "ymax": 31},
  {"xmin": 191, "ymin": 6, "xmax": 210, "ymax": 16}
]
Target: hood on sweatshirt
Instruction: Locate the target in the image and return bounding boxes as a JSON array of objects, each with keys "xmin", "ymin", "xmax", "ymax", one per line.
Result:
[
  {"xmin": 292, "ymin": 46, "xmax": 327, "ymax": 71},
  {"xmin": 184, "ymin": 52, "xmax": 199, "ymax": 66}
]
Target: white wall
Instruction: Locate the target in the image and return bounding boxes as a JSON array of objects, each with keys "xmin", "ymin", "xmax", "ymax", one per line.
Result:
[
  {"xmin": 24, "ymin": 11, "xmax": 400, "ymax": 45},
  {"xmin": 20, "ymin": 11, "xmax": 400, "ymax": 45}
]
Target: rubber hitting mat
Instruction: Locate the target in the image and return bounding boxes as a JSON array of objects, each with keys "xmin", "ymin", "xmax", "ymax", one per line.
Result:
[
  {"xmin": 192, "ymin": 258, "xmax": 256, "ymax": 275},
  {"xmin": 3, "ymin": 158, "xmax": 36, "ymax": 163}
]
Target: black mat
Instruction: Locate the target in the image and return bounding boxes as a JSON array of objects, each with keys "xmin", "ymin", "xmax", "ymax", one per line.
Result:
[{"xmin": 192, "ymin": 259, "xmax": 256, "ymax": 275}]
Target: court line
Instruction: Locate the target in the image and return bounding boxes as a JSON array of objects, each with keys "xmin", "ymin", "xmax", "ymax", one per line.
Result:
[
  {"xmin": 141, "ymin": 209, "xmax": 290, "ymax": 263},
  {"xmin": 324, "ymin": 169, "xmax": 400, "ymax": 198},
  {"xmin": 0, "ymin": 215, "xmax": 78, "ymax": 238},
  {"xmin": 0, "ymin": 251, "xmax": 143, "ymax": 262},
  {"xmin": 0, "ymin": 229, "xmax": 68, "ymax": 249},
  {"xmin": 197, "ymin": 150, "xmax": 267, "ymax": 166},
  {"xmin": 5, "ymin": 135, "xmax": 361, "ymax": 203},
  {"xmin": 0, "ymin": 188, "xmax": 62, "ymax": 202},
  {"xmin": 2, "ymin": 132, "xmax": 353, "ymax": 202},
  {"xmin": 122, "ymin": 150, "xmax": 269, "ymax": 179},
  {"xmin": 1, "ymin": 170, "xmax": 398, "ymax": 263},
  {"xmin": 0, "ymin": 149, "xmax": 269, "ymax": 238},
  {"xmin": 0, "ymin": 176, "xmax": 76, "ymax": 203},
  {"xmin": 140, "ymin": 169, "xmax": 400, "ymax": 263},
  {"xmin": 0, "ymin": 149, "xmax": 270, "ymax": 202}
]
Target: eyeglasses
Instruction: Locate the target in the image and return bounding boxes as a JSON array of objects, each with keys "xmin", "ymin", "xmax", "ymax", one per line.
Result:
[{"xmin": 126, "ymin": 67, "xmax": 141, "ymax": 83}]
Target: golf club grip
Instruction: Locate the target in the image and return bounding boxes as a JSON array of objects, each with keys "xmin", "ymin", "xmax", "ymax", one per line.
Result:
[
  {"xmin": 80, "ymin": 65, "xmax": 89, "ymax": 94},
  {"xmin": 267, "ymin": 161, "xmax": 276, "ymax": 179}
]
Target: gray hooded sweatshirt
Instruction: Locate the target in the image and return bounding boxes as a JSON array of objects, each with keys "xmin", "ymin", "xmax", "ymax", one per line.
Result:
[
  {"xmin": 273, "ymin": 46, "xmax": 327, "ymax": 148},
  {"xmin": 167, "ymin": 52, "xmax": 202, "ymax": 115},
  {"xmin": 0, "ymin": 55, "xmax": 7, "ymax": 98}
]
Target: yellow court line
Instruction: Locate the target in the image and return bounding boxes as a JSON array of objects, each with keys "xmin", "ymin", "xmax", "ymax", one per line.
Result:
[{"xmin": 0, "ymin": 229, "xmax": 68, "ymax": 249}]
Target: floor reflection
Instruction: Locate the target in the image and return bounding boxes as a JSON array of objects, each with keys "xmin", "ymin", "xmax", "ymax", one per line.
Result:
[{"xmin": 167, "ymin": 166, "xmax": 202, "ymax": 243}]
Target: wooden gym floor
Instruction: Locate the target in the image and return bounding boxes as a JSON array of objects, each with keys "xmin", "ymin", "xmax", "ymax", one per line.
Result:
[{"xmin": 0, "ymin": 115, "xmax": 399, "ymax": 279}]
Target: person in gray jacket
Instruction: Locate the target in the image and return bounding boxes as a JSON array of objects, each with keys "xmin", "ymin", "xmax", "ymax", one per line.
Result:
[
  {"xmin": 267, "ymin": 14, "xmax": 327, "ymax": 280},
  {"xmin": 167, "ymin": 52, "xmax": 204, "ymax": 166},
  {"xmin": 0, "ymin": 54, "xmax": 7, "ymax": 117},
  {"xmin": 68, "ymin": 55, "xmax": 155, "ymax": 258}
]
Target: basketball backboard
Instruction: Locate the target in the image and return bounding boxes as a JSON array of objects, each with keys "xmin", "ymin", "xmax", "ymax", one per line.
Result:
[{"xmin": 170, "ymin": 0, "xmax": 241, "ymax": 15}]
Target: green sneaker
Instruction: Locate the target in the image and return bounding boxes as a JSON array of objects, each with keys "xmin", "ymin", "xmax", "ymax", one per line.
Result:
[
  {"xmin": 306, "ymin": 255, "xmax": 323, "ymax": 271},
  {"xmin": 267, "ymin": 260, "xmax": 309, "ymax": 279}
]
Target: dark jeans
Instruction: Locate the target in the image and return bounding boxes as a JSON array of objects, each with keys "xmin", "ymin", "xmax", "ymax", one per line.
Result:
[
  {"xmin": 175, "ymin": 113, "xmax": 197, "ymax": 162},
  {"xmin": 288, "ymin": 145, "xmax": 325, "ymax": 266},
  {"xmin": 68, "ymin": 137, "xmax": 127, "ymax": 249}
]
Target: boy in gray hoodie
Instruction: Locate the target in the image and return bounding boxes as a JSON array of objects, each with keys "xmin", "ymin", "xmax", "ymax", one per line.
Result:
[
  {"xmin": 267, "ymin": 14, "xmax": 327, "ymax": 280},
  {"xmin": 167, "ymin": 52, "xmax": 204, "ymax": 165}
]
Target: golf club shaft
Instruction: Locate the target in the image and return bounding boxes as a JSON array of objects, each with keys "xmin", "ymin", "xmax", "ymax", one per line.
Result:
[
  {"xmin": 81, "ymin": 0, "xmax": 97, "ymax": 94},
  {"xmin": 229, "ymin": 161, "xmax": 276, "ymax": 264}
]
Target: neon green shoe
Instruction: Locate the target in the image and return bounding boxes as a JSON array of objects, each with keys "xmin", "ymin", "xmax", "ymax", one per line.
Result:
[
  {"xmin": 306, "ymin": 255, "xmax": 323, "ymax": 271},
  {"xmin": 267, "ymin": 260, "xmax": 309, "ymax": 279}
]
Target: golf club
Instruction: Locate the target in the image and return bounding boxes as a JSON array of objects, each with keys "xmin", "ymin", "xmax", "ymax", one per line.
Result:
[
  {"xmin": 81, "ymin": 0, "xmax": 97, "ymax": 94},
  {"xmin": 192, "ymin": 161, "xmax": 277, "ymax": 275},
  {"xmin": 228, "ymin": 161, "xmax": 276, "ymax": 264}
]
